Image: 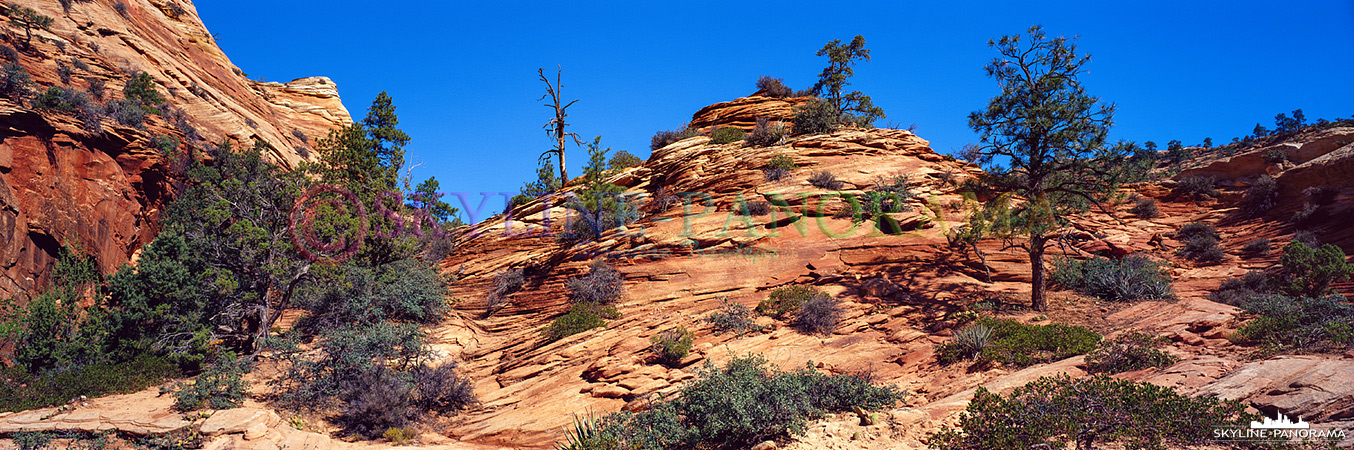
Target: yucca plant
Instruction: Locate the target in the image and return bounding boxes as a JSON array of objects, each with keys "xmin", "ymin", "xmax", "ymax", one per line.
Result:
[
  {"xmin": 951, "ymin": 323, "xmax": 995, "ymax": 360},
  {"xmin": 555, "ymin": 411, "xmax": 618, "ymax": 450}
]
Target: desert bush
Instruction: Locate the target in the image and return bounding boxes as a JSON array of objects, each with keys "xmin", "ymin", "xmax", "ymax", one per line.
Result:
[
  {"xmin": 1128, "ymin": 197, "xmax": 1160, "ymax": 218},
  {"xmin": 808, "ymin": 170, "xmax": 843, "ymax": 190},
  {"xmin": 279, "ymin": 321, "xmax": 429, "ymax": 409},
  {"xmin": 383, "ymin": 427, "xmax": 414, "ymax": 444},
  {"xmin": 765, "ymin": 154, "xmax": 797, "ymax": 171},
  {"xmin": 566, "ymin": 260, "xmax": 623, "ymax": 305},
  {"xmin": 795, "ymin": 293, "xmax": 842, "ymax": 335},
  {"xmin": 1263, "ymin": 148, "xmax": 1290, "ymax": 164},
  {"xmin": 1173, "ymin": 175, "xmax": 1218, "ymax": 200},
  {"xmin": 411, "ymin": 362, "xmax": 477, "ymax": 414},
  {"xmin": 792, "ymin": 98, "xmax": 838, "ymax": 135},
  {"xmin": 592, "ymin": 353, "xmax": 901, "ymax": 450},
  {"xmin": 543, "ymin": 302, "xmax": 619, "ymax": 342},
  {"xmin": 1304, "ymin": 185, "xmax": 1338, "ymax": 205},
  {"xmin": 32, "ymin": 86, "xmax": 91, "ymax": 113},
  {"xmin": 1276, "ymin": 240, "xmax": 1354, "ymax": 298},
  {"xmin": 756, "ymin": 285, "xmax": 823, "ymax": 319},
  {"xmin": 173, "ymin": 353, "xmax": 248, "ymax": 411},
  {"xmin": 105, "ymin": 99, "xmax": 146, "ymax": 128},
  {"xmin": 736, "ymin": 199, "xmax": 771, "ymax": 216},
  {"xmin": 1292, "ymin": 202, "xmax": 1320, "ymax": 224},
  {"xmin": 763, "ymin": 167, "xmax": 790, "ymax": 182},
  {"xmin": 1242, "ymin": 238, "xmax": 1271, "ymax": 257},
  {"xmin": 925, "ymin": 374, "xmax": 1256, "ymax": 450},
  {"xmin": 123, "ymin": 71, "xmax": 164, "ymax": 112},
  {"xmin": 608, "ymin": 150, "xmax": 642, "ymax": 170},
  {"xmin": 704, "ymin": 297, "xmax": 760, "ymax": 336},
  {"xmin": 1236, "ymin": 293, "xmax": 1354, "ymax": 350},
  {"xmin": 57, "ymin": 62, "xmax": 72, "ymax": 84},
  {"xmin": 113, "ymin": 1, "xmax": 128, "ymax": 17},
  {"xmin": 708, "ymin": 126, "xmax": 745, "ymax": 145},
  {"xmin": 336, "ymin": 365, "xmax": 415, "ymax": 438},
  {"xmin": 1175, "ymin": 221, "xmax": 1217, "ymax": 242},
  {"xmin": 0, "ymin": 44, "xmax": 17, "ymax": 62},
  {"xmin": 650, "ymin": 126, "xmax": 699, "ymax": 150},
  {"xmin": 744, "ymin": 117, "xmax": 787, "ymax": 147},
  {"xmin": 1050, "ymin": 254, "xmax": 1174, "ymax": 302},
  {"xmin": 1241, "ymin": 175, "xmax": 1278, "ymax": 216},
  {"xmin": 485, "ymin": 268, "xmax": 525, "ymax": 313},
  {"xmin": 853, "ymin": 175, "xmax": 915, "ymax": 217},
  {"xmin": 1084, "ymin": 331, "xmax": 1177, "ymax": 374},
  {"xmin": 296, "ymin": 259, "xmax": 449, "ymax": 332},
  {"xmin": 0, "ymin": 62, "xmax": 31, "ymax": 102},
  {"xmin": 755, "ymin": 76, "xmax": 793, "ymax": 98},
  {"xmin": 13, "ymin": 432, "xmax": 52, "ymax": 450},
  {"xmin": 1174, "ymin": 222, "xmax": 1224, "ymax": 263},
  {"xmin": 937, "ymin": 317, "xmax": 1099, "ymax": 367},
  {"xmin": 650, "ymin": 326, "xmax": 694, "ymax": 365},
  {"xmin": 1209, "ymin": 270, "xmax": 1271, "ymax": 306},
  {"xmin": 0, "ymin": 353, "xmax": 178, "ymax": 412}
]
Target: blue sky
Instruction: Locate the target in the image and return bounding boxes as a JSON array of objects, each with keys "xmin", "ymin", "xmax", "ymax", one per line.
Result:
[{"xmin": 197, "ymin": 1, "xmax": 1354, "ymax": 217}]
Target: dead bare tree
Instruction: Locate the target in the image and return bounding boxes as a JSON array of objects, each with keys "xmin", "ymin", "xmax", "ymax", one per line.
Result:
[{"xmin": 538, "ymin": 66, "xmax": 582, "ymax": 184}]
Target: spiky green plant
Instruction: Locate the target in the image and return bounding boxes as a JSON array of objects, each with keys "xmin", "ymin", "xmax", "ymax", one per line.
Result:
[
  {"xmin": 951, "ymin": 323, "xmax": 995, "ymax": 359},
  {"xmin": 554, "ymin": 411, "xmax": 618, "ymax": 450}
]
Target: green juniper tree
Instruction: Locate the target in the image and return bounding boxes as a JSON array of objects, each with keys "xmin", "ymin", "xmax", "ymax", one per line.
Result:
[
  {"xmin": 6, "ymin": 5, "xmax": 53, "ymax": 49},
  {"xmin": 964, "ymin": 25, "xmax": 1126, "ymax": 311},
  {"xmin": 809, "ymin": 35, "xmax": 885, "ymax": 125}
]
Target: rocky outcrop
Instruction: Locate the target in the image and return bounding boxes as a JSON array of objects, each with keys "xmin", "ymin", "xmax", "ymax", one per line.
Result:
[
  {"xmin": 0, "ymin": 1, "xmax": 349, "ymax": 300},
  {"xmin": 688, "ymin": 95, "xmax": 811, "ymax": 132}
]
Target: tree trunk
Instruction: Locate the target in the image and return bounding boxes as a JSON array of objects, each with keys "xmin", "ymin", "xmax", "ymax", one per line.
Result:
[
  {"xmin": 557, "ymin": 133, "xmax": 568, "ymax": 185},
  {"xmin": 1030, "ymin": 237, "xmax": 1048, "ymax": 311}
]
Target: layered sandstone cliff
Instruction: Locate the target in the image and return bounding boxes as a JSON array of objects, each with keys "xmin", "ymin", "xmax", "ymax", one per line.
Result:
[{"xmin": 0, "ymin": 0, "xmax": 349, "ymax": 299}]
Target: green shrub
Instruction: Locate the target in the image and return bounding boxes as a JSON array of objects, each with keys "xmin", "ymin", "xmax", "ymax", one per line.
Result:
[
  {"xmin": 1173, "ymin": 176, "xmax": 1217, "ymax": 200},
  {"xmin": 945, "ymin": 323, "xmax": 995, "ymax": 361},
  {"xmin": 123, "ymin": 71, "xmax": 164, "ymax": 112},
  {"xmin": 925, "ymin": 374, "xmax": 1257, "ymax": 450},
  {"xmin": 744, "ymin": 117, "xmax": 787, "ymax": 147},
  {"xmin": 411, "ymin": 362, "xmax": 477, "ymax": 414},
  {"xmin": 544, "ymin": 302, "xmax": 619, "ymax": 342},
  {"xmin": 383, "ymin": 427, "xmax": 414, "ymax": 444},
  {"xmin": 32, "ymin": 86, "xmax": 91, "ymax": 112},
  {"xmin": 791, "ymin": 98, "xmax": 838, "ymax": 135},
  {"xmin": 807, "ymin": 170, "xmax": 843, "ymax": 190},
  {"xmin": 279, "ymin": 321, "xmax": 429, "ymax": 408},
  {"xmin": 1050, "ymin": 254, "xmax": 1173, "ymax": 302},
  {"xmin": 173, "ymin": 353, "xmax": 248, "ymax": 411},
  {"xmin": 106, "ymin": 99, "xmax": 147, "ymax": 128},
  {"xmin": 555, "ymin": 412, "xmax": 618, "ymax": 450},
  {"xmin": 949, "ymin": 317, "xmax": 1100, "ymax": 367},
  {"xmin": 756, "ymin": 285, "xmax": 823, "ymax": 319},
  {"xmin": 704, "ymin": 297, "xmax": 760, "ymax": 336},
  {"xmin": 607, "ymin": 150, "xmax": 642, "ymax": 170},
  {"xmin": 649, "ymin": 326, "xmax": 694, "ymax": 365},
  {"xmin": 795, "ymin": 293, "xmax": 842, "ymax": 335},
  {"xmin": 0, "ymin": 354, "xmax": 179, "ymax": 412},
  {"xmin": 708, "ymin": 127, "xmax": 745, "ymax": 144},
  {"xmin": 765, "ymin": 154, "xmax": 798, "ymax": 171},
  {"xmin": 1236, "ymin": 294, "xmax": 1354, "ymax": 350},
  {"xmin": 1263, "ymin": 148, "xmax": 1290, "ymax": 164},
  {"xmin": 297, "ymin": 258, "xmax": 450, "ymax": 332},
  {"xmin": 13, "ymin": 432, "xmax": 53, "ymax": 450},
  {"xmin": 1241, "ymin": 175, "xmax": 1278, "ymax": 217},
  {"xmin": 0, "ymin": 62, "xmax": 31, "ymax": 102},
  {"xmin": 1277, "ymin": 240, "xmax": 1354, "ymax": 298},
  {"xmin": 755, "ymin": 76, "xmax": 793, "ymax": 98},
  {"xmin": 1128, "ymin": 197, "xmax": 1160, "ymax": 218},
  {"xmin": 1174, "ymin": 221, "xmax": 1217, "ymax": 242},
  {"xmin": 1085, "ymin": 331, "xmax": 1177, "ymax": 374},
  {"xmin": 580, "ymin": 353, "xmax": 901, "ymax": 450},
  {"xmin": 1174, "ymin": 222, "xmax": 1224, "ymax": 264},
  {"xmin": 57, "ymin": 62, "xmax": 72, "ymax": 84}
]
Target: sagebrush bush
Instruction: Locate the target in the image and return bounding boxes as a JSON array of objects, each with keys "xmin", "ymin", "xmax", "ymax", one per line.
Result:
[
  {"xmin": 1237, "ymin": 293, "xmax": 1354, "ymax": 351},
  {"xmin": 173, "ymin": 353, "xmax": 248, "ymax": 411},
  {"xmin": 792, "ymin": 98, "xmax": 838, "ymax": 135},
  {"xmin": 1173, "ymin": 176, "xmax": 1218, "ymax": 200},
  {"xmin": 936, "ymin": 317, "xmax": 1100, "ymax": 367},
  {"xmin": 808, "ymin": 170, "xmax": 844, "ymax": 190},
  {"xmin": 0, "ymin": 62, "xmax": 31, "ymax": 102},
  {"xmin": 0, "ymin": 44, "xmax": 17, "ymax": 62},
  {"xmin": 1291, "ymin": 202, "xmax": 1320, "ymax": 224},
  {"xmin": 650, "ymin": 326, "xmax": 694, "ymax": 365},
  {"xmin": 1128, "ymin": 197, "xmax": 1160, "ymax": 218},
  {"xmin": 795, "ymin": 294, "xmax": 842, "ymax": 335},
  {"xmin": 1085, "ymin": 332, "xmax": 1177, "ymax": 374},
  {"xmin": 0, "ymin": 354, "xmax": 178, "ymax": 412},
  {"xmin": 926, "ymin": 374, "xmax": 1257, "ymax": 450},
  {"xmin": 1304, "ymin": 185, "xmax": 1338, "ymax": 205},
  {"xmin": 544, "ymin": 302, "xmax": 619, "ymax": 342},
  {"xmin": 708, "ymin": 126, "xmax": 746, "ymax": 145},
  {"xmin": 755, "ymin": 76, "xmax": 793, "ymax": 98},
  {"xmin": 757, "ymin": 285, "xmax": 823, "ymax": 319},
  {"xmin": 737, "ymin": 199, "xmax": 771, "ymax": 216},
  {"xmin": 1241, "ymin": 175, "xmax": 1278, "ymax": 216},
  {"xmin": 704, "ymin": 297, "xmax": 761, "ymax": 336},
  {"xmin": 105, "ymin": 99, "xmax": 147, "ymax": 129},
  {"xmin": 744, "ymin": 117, "xmax": 788, "ymax": 147},
  {"xmin": 566, "ymin": 259, "xmax": 623, "ymax": 305},
  {"xmin": 297, "ymin": 259, "xmax": 449, "ymax": 332},
  {"xmin": 1209, "ymin": 270, "xmax": 1271, "ymax": 306},
  {"xmin": 1174, "ymin": 222, "xmax": 1224, "ymax": 264},
  {"xmin": 336, "ymin": 365, "xmax": 415, "ymax": 438},
  {"xmin": 57, "ymin": 62, "xmax": 72, "ymax": 84},
  {"xmin": 763, "ymin": 167, "xmax": 790, "ymax": 182},
  {"xmin": 650, "ymin": 126, "xmax": 699, "ymax": 150},
  {"xmin": 1050, "ymin": 254, "xmax": 1174, "ymax": 302},
  {"xmin": 1242, "ymin": 238, "xmax": 1271, "ymax": 257},
  {"xmin": 411, "ymin": 362, "xmax": 477, "ymax": 414},
  {"xmin": 579, "ymin": 353, "xmax": 902, "ymax": 450},
  {"xmin": 486, "ymin": 268, "xmax": 525, "ymax": 312}
]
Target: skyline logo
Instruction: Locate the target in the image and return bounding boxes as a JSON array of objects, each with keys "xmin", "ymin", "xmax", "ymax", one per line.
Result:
[{"xmin": 1250, "ymin": 413, "xmax": 1310, "ymax": 430}]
